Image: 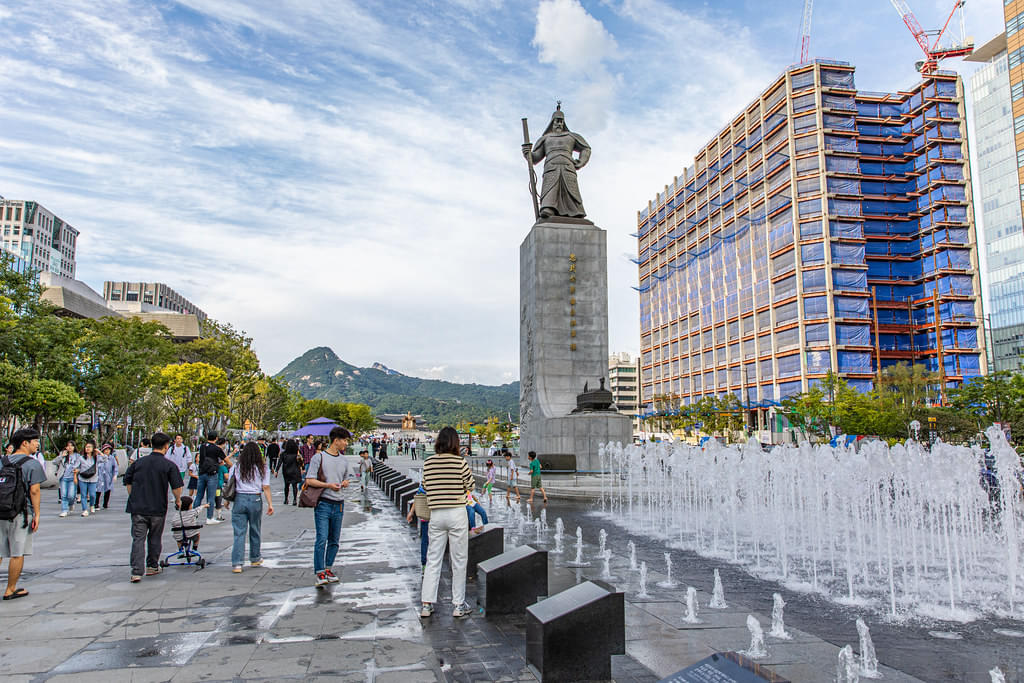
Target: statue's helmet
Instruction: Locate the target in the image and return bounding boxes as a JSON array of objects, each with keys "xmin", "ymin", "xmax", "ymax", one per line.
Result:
[{"xmin": 543, "ymin": 103, "xmax": 568, "ymax": 135}]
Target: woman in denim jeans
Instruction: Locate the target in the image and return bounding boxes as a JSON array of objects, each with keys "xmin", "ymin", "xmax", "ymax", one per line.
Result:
[
  {"xmin": 226, "ymin": 442, "xmax": 274, "ymax": 573},
  {"xmin": 76, "ymin": 441, "xmax": 99, "ymax": 517},
  {"xmin": 56, "ymin": 442, "xmax": 79, "ymax": 517}
]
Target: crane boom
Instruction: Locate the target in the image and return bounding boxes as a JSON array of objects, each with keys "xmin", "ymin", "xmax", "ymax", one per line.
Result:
[
  {"xmin": 799, "ymin": 0, "xmax": 814, "ymax": 63},
  {"xmin": 888, "ymin": 0, "xmax": 974, "ymax": 75},
  {"xmin": 889, "ymin": 0, "xmax": 930, "ymax": 56}
]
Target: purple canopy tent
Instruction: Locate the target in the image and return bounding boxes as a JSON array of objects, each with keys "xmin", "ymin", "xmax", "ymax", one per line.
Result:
[{"xmin": 290, "ymin": 417, "xmax": 339, "ymax": 437}]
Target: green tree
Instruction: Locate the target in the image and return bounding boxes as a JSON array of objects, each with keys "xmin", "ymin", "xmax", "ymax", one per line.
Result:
[
  {"xmin": 340, "ymin": 403, "xmax": 376, "ymax": 436},
  {"xmin": 949, "ymin": 370, "xmax": 1024, "ymax": 439},
  {"xmin": 0, "ymin": 361, "xmax": 31, "ymax": 438},
  {"xmin": 235, "ymin": 375, "xmax": 291, "ymax": 431},
  {"xmin": 19, "ymin": 378, "xmax": 86, "ymax": 454},
  {"xmin": 77, "ymin": 317, "xmax": 175, "ymax": 442},
  {"xmin": 156, "ymin": 362, "xmax": 229, "ymax": 437},
  {"xmin": 180, "ymin": 319, "xmax": 261, "ymax": 429}
]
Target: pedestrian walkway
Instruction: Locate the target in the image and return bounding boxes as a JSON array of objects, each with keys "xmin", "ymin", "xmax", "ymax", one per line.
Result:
[{"xmin": 0, "ymin": 471, "xmax": 440, "ymax": 682}]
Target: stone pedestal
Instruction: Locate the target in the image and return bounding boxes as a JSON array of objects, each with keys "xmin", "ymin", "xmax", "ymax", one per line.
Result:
[
  {"xmin": 520, "ymin": 218, "xmax": 632, "ymax": 471},
  {"xmin": 477, "ymin": 545, "xmax": 548, "ymax": 617}
]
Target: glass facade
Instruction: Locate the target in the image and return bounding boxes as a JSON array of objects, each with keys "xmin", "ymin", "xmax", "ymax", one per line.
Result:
[{"xmin": 636, "ymin": 61, "xmax": 984, "ymax": 421}]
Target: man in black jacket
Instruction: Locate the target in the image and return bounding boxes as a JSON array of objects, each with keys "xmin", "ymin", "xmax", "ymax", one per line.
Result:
[
  {"xmin": 266, "ymin": 438, "xmax": 281, "ymax": 477},
  {"xmin": 123, "ymin": 432, "xmax": 183, "ymax": 583},
  {"xmin": 196, "ymin": 431, "xmax": 227, "ymax": 525}
]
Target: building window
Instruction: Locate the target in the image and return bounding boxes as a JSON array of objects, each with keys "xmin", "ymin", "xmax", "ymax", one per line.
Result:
[
  {"xmin": 1013, "ymin": 80, "xmax": 1024, "ymax": 102},
  {"xmin": 1015, "ymin": 114, "xmax": 1024, "ymax": 135}
]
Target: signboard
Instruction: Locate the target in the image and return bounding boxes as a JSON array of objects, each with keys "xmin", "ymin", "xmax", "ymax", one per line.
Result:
[{"xmin": 658, "ymin": 652, "xmax": 790, "ymax": 683}]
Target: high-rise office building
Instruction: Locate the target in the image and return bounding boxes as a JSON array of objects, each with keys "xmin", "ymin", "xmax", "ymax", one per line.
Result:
[
  {"xmin": 0, "ymin": 199, "xmax": 78, "ymax": 279},
  {"xmin": 103, "ymin": 281, "xmax": 208, "ymax": 321},
  {"xmin": 636, "ymin": 60, "xmax": 984, "ymax": 434},
  {"xmin": 608, "ymin": 352, "xmax": 640, "ymax": 433},
  {"xmin": 969, "ymin": 28, "xmax": 1024, "ymax": 371}
]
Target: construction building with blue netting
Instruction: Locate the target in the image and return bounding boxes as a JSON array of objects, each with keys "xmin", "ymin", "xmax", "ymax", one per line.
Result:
[{"xmin": 635, "ymin": 59, "xmax": 985, "ymax": 440}]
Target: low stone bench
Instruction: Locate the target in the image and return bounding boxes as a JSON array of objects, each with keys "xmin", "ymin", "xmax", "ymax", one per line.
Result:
[
  {"xmin": 477, "ymin": 545, "xmax": 548, "ymax": 617},
  {"xmin": 526, "ymin": 580, "xmax": 625, "ymax": 682},
  {"xmin": 468, "ymin": 524, "xmax": 504, "ymax": 577}
]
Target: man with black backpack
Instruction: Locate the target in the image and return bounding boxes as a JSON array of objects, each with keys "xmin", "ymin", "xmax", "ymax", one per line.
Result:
[
  {"xmin": 196, "ymin": 431, "xmax": 228, "ymax": 525},
  {"xmin": 0, "ymin": 427, "xmax": 46, "ymax": 600}
]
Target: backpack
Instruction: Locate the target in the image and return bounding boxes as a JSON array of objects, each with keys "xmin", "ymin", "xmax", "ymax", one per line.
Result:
[{"xmin": 0, "ymin": 455, "xmax": 30, "ymax": 528}]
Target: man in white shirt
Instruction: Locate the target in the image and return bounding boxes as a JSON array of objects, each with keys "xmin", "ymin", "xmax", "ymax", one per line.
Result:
[{"xmin": 166, "ymin": 435, "xmax": 191, "ymax": 481}]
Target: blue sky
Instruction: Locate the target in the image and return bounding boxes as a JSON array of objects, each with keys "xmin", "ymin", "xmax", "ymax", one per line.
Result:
[{"xmin": 0, "ymin": 0, "xmax": 1005, "ymax": 384}]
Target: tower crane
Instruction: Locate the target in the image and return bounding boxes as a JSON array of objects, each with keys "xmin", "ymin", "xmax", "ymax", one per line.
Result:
[
  {"xmin": 888, "ymin": 0, "xmax": 974, "ymax": 75},
  {"xmin": 798, "ymin": 0, "xmax": 814, "ymax": 64}
]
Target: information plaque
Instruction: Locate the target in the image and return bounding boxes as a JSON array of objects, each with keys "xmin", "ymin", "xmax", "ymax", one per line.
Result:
[{"xmin": 658, "ymin": 652, "xmax": 790, "ymax": 683}]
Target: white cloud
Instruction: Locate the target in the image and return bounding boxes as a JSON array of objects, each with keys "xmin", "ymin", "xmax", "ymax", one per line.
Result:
[{"xmin": 533, "ymin": 0, "xmax": 618, "ymax": 74}]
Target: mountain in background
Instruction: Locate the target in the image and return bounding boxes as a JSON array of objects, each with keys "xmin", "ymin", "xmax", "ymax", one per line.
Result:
[{"xmin": 275, "ymin": 347, "xmax": 519, "ymax": 427}]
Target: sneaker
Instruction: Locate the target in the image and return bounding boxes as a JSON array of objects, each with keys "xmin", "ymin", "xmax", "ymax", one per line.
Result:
[
  {"xmin": 206, "ymin": 518, "xmax": 222, "ymax": 525},
  {"xmin": 130, "ymin": 575, "xmax": 141, "ymax": 583},
  {"xmin": 250, "ymin": 559, "xmax": 263, "ymax": 567},
  {"xmin": 325, "ymin": 569, "xmax": 340, "ymax": 583},
  {"xmin": 81, "ymin": 510, "xmax": 89, "ymax": 517},
  {"xmin": 90, "ymin": 506, "xmax": 96, "ymax": 513},
  {"xmin": 145, "ymin": 566, "xmax": 161, "ymax": 576},
  {"xmin": 58, "ymin": 511, "xmax": 68, "ymax": 518},
  {"xmin": 315, "ymin": 572, "xmax": 329, "ymax": 586},
  {"xmin": 452, "ymin": 603, "xmax": 473, "ymax": 618},
  {"xmin": 419, "ymin": 603, "xmax": 434, "ymax": 618},
  {"xmin": 232, "ymin": 566, "xmax": 243, "ymax": 573}
]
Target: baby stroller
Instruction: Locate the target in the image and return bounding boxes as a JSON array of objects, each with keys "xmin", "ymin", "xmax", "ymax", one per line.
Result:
[{"xmin": 160, "ymin": 506, "xmax": 207, "ymax": 569}]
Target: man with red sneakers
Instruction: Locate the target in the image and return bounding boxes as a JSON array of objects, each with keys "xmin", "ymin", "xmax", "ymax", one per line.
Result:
[{"xmin": 305, "ymin": 426, "xmax": 353, "ymax": 586}]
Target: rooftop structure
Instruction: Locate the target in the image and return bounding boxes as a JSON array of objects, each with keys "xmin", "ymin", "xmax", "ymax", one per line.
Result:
[
  {"xmin": 636, "ymin": 60, "xmax": 984, "ymax": 436},
  {"xmin": 608, "ymin": 352, "xmax": 640, "ymax": 433},
  {"xmin": 103, "ymin": 281, "xmax": 207, "ymax": 321}
]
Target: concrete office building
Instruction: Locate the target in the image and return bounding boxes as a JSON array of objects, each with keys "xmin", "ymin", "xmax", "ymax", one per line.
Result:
[
  {"xmin": 103, "ymin": 281, "xmax": 208, "ymax": 321},
  {"xmin": 0, "ymin": 199, "xmax": 78, "ymax": 279},
  {"xmin": 608, "ymin": 352, "xmax": 640, "ymax": 433},
  {"xmin": 968, "ymin": 30, "xmax": 1024, "ymax": 371},
  {"xmin": 636, "ymin": 60, "xmax": 984, "ymax": 435}
]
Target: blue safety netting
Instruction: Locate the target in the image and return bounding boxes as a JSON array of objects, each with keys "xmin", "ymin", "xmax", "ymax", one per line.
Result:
[
  {"xmin": 835, "ymin": 296, "xmax": 870, "ymax": 319},
  {"xmin": 838, "ymin": 350, "xmax": 872, "ymax": 373},
  {"xmin": 831, "ymin": 243, "xmax": 865, "ymax": 265},
  {"xmin": 778, "ymin": 379, "xmax": 804, "ymax": 399},
  {"xmin": 806, "ymin": 350, "xmax": 831, "ymax": 373},
  {"xmin": 836, "ymin": 324, "xmax": 871, "ymax": 345},
  {"xmin": 803, "ymin": 268, "xmax": 826, "ymax": 292},
  {"xmin": 805, "ymin": 322, "xmax": 829, "ymax": 343},
  {"xmin": 804, "ymin": 295, "xmax": 829, "ymax": 319},
  {"xmin": 833, "ymin": 269, "xmax": 868, "ymax": 291}
]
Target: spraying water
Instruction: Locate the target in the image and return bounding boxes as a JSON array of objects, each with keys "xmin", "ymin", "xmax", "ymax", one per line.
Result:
[
  {"xmin": 598, "ymin": 529, "xmax": 609, "ymax": 559},
  {"xmin": 535, "ymin": 518, "xmax": 543, "ymax": 546},
  {"xmin": 856, "ymin": 619, "xmax": 881, "ymax": 678},
  {"xmin": 566, "ymin": 526, "xmax": 590, "ymax": 567},
  {"xmin": 637, "ymin": 561, "xmax": 650, "ymax": 599},
  {"xmin": 600, "ymin": 431, "xmax": 1024, "ymax": 619},
  {"xmin": 657, "ymin": 552, "xmax": 679, "ymax": 588},
  {"xmin": 769, "ymin": 593, "xmax": 791, "ymax": 640},
  {"xmin": 837, "ymin": 645, "xmax": 860, "ymax": 683},
  {"xmin": 628, "ymin": 540, "xmax": 638, "ymax": 571},
  {"xmin": 601, "ymin": 552, "xmax": 616, "ymax": 581},
  {"xmin": 710, "ymin": 569, "xmax": 728, "ymax": 609},
  {"xmin": 683, "ymin": 586, "xmax": 701, "ymax": 624},
  {"xmin": 740, "ymin": 615, "xmax": 767, "ymax": 659},
  {"xmin": 540, "ymin": 508, "xmax": 548, "ymax": 531},
  {"xmin": 553, "ymin": 518, "xmax": 565, "ymax": 554},
  {"xmin": 990, "ymin": 668, "xmax": 1006, "ymax": 683}
]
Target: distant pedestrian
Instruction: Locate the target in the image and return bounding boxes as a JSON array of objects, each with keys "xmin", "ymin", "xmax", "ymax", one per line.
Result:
[
  {"xmin": 280, "ymin": 439, "xmax": 303, "ymax": 505},
  {"xmin": 166, "ymin": 434, "xmax": 191, "ymax": 482},
  {"xmin": 503, "ymin": 450, "xmax": 520, "ymax": 504},
  {"xmin": 76, "ymin": 441, "xmax": 99, "ymax": 517},
  {"xmin": 305, "ymin": 427, "xmax": 353, "ymax": 586},
  {"xmin": 131, "ymin": 438, "xmax": 152, "ymax": 463},
  {"xmin": 55, "ymin": 441, "xmax": 77, "ymax": 515},
  {"xmin": 357, "ymin": 450, "xmax": 372, "ymax": 491},
  {"xmin": 227, "ymin": 442, "xmax": 273, "ymax": 573},
  {"xmin": 266, "ymin": 438, "xmax": 280, "ymax": 477},
  {"xmin": 484, "ymin": 459, "xmax": 496, "ymax": 504},
  {"xmin": 300, "ymin": 435, "xmax": 316, "ymax": 469},
  {"xmin": 0, "ymin": 427, "xmax": 46, "ymax": 600},
  {"xmin": 419, "ymin": 426, "xmax": 474, "ymax": 619},
  {"xmin": 94, "ymin": 444, "xmax": 119, "ymax": 510},
  {"xmin": 197, "ymin": 432, "xmax": 228, "ymax": 525},
  {"xmin": 122, "ymin": 432, "xmax": 183, "ymax": 583},
  {"xmin": 526, "ymin": 451, "xmax": 548, "ymax": 504}
]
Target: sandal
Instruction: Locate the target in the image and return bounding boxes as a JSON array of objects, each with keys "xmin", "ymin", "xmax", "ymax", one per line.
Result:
[{"xmin": 3, "ymin": 588, "xmax": 29, "ymax": 600}]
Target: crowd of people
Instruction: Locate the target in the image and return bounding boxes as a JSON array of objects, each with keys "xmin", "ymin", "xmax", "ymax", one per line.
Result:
[{"xmin": 0, "ymin": 425, "xmax": 547, "ymax": 610}]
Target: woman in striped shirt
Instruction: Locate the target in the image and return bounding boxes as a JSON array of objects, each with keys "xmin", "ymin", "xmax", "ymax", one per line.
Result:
[{"xmin": 419, "ymin": 426, "xmax": 475, "ymax": 619}]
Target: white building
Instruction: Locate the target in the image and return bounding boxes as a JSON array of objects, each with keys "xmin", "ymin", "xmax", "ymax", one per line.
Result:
[
  {"xmin": 608, "ymin": 352, "xmax": 640, "ymax": 433},
  {"xmin": 0, "ymin": 199, "xmax": 78, "ymax": 279}
]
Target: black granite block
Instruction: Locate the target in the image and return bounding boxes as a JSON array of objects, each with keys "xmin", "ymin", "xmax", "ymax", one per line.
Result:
[
  {"xmin": 392, "ymin": 481, "xmax": 418, "ymax": 508},
  {"xmin": 467, "ymin": 524, "xmax": 504, "ymax": 577},
  {"xmin": 398, "ymin": 488, "xmax": 418, "ymax": 517},
  {"xmin": 526, "ymin": 581, "xmax": 626, "ymax": 682},
  {"xmin": 387, "ymin": 477, "xmax": 412, "ymax": 499},
  {"xmin": 477, "ymin": 545, "xmax": 548, "ymax": 617}
]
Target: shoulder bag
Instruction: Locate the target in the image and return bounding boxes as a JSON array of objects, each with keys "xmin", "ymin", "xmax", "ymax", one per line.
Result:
[
  {"xmin": 413, "ymin": 492, "xmax": 431, "ymax": 521},
  {"xmin": 298, "ymin": 462, "xmax": 326, "ymax": 508},
  {"xmin": 221, "ymin": 469, "xmax": 237, "ymax": 502},
  {"xmin": 78, "ymin": 458, "xmax": 97, "ymax": 479}
]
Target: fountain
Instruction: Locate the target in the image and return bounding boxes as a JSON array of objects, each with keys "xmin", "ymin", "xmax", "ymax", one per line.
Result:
[
  {"xmin": 535, "ymin": 518, "xmax": 543, "ymax": 545},
  {"xmin": 709, "ymin": 569, "xmax": 728, "ymax": 609},
  {"xmin": 739, "ymin": 615, "xmax": 767, "ymax": 659},
  {"xmin": 628, "ymin": 540, "xmax": 638, "ymax": 571},
  {"xmin": 637, "ymin": 561, "xmax": 650, "ymax": 599},
  {"xmin": 553, "ymin": 518, "xmax": 565, "ymax": 554},
  {"xmin": 990, "ymin": 668, "xmax": 1006, "ymax": 683},
  {"xmin": 682, "ymin": 586, "xmax": 701, "ymax": 624},
  {"xmin": 600, "ymin": 552, "xmax": 616, "ymax": 581},
  {"xmin": 768, "ymin": 593, "xmax": 791, "ymax": 640},
  {"xmin": 856, "ymin": 619, "xmax": 881, "ymax": 678},
  {"xmin": 657, "ymin": 552, "xmax": 679, "ymax": 589},
  {"xmin": 598, "ymin": 529, "xmax": 609, "ymax": 559},
  {"xmin": 599, "ymin": 427, "xmax": 1024, "ymax": 620},
  {"xmin": 566, "ymin": 526, "xmax": 590, "ymax": 567},
  {"xmin": 837, "ymin": 645, "xmax": 860, "ymax": 683},
  {"xmin": 540, "ymin": 508, "xmax": 548, "ymax": 531}
]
